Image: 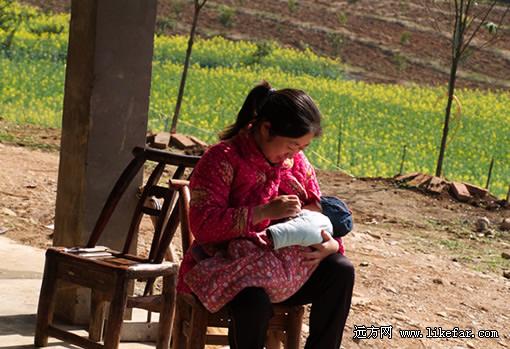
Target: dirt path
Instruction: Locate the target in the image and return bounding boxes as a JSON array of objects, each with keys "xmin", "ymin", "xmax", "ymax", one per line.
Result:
[{"xmin": 0, "ymin": 143, "xmax": 509, "ymax": 348}]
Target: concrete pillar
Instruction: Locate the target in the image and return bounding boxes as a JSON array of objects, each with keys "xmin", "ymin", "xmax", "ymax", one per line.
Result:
[{"xmin": 53, "ymin": 0, "xmax": 157, "ymax": 324}]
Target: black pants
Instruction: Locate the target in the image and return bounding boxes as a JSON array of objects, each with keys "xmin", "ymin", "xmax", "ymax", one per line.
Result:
[{"xmin": 228, "ymin": 253, "xmax": 355, "ymax": 349}]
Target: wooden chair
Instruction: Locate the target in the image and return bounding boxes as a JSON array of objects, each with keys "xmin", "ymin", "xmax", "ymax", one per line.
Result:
[
  {"xmin": 34, "ymin": 146, "xmax": 200, "ymax": 349},
  {"xmin": 172, "ymin": 188, "xmax": 305, "ymax": 349}
]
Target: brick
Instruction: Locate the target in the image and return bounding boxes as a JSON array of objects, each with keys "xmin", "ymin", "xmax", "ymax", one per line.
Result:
[
  {"xmin": 188, "ymin": 135, "xmax": 208, "ymax": 147},
  {"xmin": 151, "ymin": 132, "xmax": 170, "ymax": 149},
  {"xmin": 170, "ymin": 133, "xmax": 196, "ymax": 149},
  {"xmin": 464, "ymin": 183, "xmax": 488, "ymax": 198},
  {"xmin": 395, "ymin": 172, "xmax": 420, "ymax": 182},
  {"xmin": 145, "ymin": 131, "xmax": 155, "ymax": 145},
  {"xmin": 451, "ymin": 182, "xmax": 471, "ymax": 202},
  {"xmin": 426, "ymin": 176, "xmax": 449, "ymax": 194},
  {"xmin": 406, "ymin": 174, "xmax": 432, "ymax": 188}
]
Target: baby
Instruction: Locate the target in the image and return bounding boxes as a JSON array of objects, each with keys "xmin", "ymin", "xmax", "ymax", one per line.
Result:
[{"xmin": 267, "ymin": 196, "xmax": 353, "ymax": 249}]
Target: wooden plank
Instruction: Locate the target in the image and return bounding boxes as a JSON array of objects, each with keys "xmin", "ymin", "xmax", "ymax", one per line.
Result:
[
  {"xmin": 56, "ymin": 260, "xmax": 118, "ymax": 293},
  {"xmin": 127, "ymin": 295, "xmax": 162, "ymax": 313},
  {"xmin": 34, "ymin": 258, "xmax": 58, "ymax": 347},
  {"xmin": 48, "ymin": 325, "xmax": 103, "ymax": 349},
  {"xmin": 205, "ymin": 333, "xmax": 229, "ymax": 345},
  {"xmin": 89, "ymin": 290, "xmax": 107, "ymax": 341},
  {"xmin": 134, "ymin": 146, "xmax": 200, "ymax": 167}
]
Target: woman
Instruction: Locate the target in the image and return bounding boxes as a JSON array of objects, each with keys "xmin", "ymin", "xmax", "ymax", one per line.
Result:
[{"xmin": 177, "ymin": 81, "xmax": 355, "ymax": 348}]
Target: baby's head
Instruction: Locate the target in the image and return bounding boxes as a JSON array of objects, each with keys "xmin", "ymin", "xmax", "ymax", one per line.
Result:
[{"xmin": 320, "ymin": 196, "xmax": 353, "ymax": 237}]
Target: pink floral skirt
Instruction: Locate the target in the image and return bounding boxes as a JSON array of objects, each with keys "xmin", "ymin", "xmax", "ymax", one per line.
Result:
[{"xmin": 184, "ymin": 239, "xmax": 316, "ymax": 313}]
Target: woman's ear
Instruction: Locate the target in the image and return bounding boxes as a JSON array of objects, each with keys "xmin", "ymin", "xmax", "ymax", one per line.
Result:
[{"xmin": 260, "ymin": 121, "xmax": 272, "ymax": 140}]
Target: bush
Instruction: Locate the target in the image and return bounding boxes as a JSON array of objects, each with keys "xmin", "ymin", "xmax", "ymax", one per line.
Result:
[
  {"xmin": 400, "ymin": 31, "xmax": 411, "ymax": 45},
  {"xmin": 218, "ymin": 5, "xmax": 235, "ymax": 28},
  {"xmin": 155, "ymin": 17, "xmax": 176, "ymax": 36}
]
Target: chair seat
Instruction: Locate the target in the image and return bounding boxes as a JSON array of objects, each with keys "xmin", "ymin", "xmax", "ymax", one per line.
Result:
[{"xmin": 46, "ymin": 247, "xmax": 179, "ymax": 289}]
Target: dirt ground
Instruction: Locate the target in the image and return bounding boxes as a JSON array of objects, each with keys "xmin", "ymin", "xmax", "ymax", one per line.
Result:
[{"xmin": 1, "ymin": 127, "xmax": 510, "ymax": 348}]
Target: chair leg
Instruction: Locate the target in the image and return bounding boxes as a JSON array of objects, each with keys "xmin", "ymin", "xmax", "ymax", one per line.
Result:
[
  {"xmin": 89, "ymin": 290, "xmax": 108, "ymax": 341},
  {"xmin": 285, "ymin": 307, "xmax": 304, "ymax": 349},
  {"xmin": 188, "ymin": 305, "xmax": 208, "ymax": 349},
  {"xmin": 34, "ymin": 257, "xmax": 58, "ymax": 347},
  {"xmin": 103, "ymin": 279, "xmax": 129, "ymax": 349},
  {"xmin": 157, "ymin": 275, "xmax": 176, "ymax": 349},
  {"xmin": 171, "ymin": 296, "xmax": 187, "ymax": 349},
  {"xmin": 266, "ymin": 330, "xmax": 283, "ymax": 349}
]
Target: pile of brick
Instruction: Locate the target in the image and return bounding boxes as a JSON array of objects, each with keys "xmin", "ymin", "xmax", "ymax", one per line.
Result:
[
  {"xmin": 146, "ymin": 132, "xmax": 208, "ymax": 156},
  {"xmin": 394, "ymin": 173, "xmax": 508, "ymax": 210}
]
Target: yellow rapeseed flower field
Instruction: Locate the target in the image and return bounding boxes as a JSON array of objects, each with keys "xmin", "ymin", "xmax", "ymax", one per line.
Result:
[{"xmin": 1, "ymin": 2, "xmax": 509, "ymax": 197}]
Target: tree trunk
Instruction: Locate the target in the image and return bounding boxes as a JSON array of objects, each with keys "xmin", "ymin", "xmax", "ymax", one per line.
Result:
[
  {"xmin": 435, "ymin": 57, "xmax": 459, "ymax": 177},
  {"xmin": 169, "ymin": 3, "xmax": 201, "ymax": 134}
]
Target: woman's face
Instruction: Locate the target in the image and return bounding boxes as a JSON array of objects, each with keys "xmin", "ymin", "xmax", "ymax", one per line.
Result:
[{"xmin": 256, "ymin": 122, "xmax": 315, "ymax": 164}]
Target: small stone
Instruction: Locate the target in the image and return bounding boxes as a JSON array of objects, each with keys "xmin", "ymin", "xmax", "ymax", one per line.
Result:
[
  {"xmin": 0, "ymin": 226, "xmax": 8, "ymax": 234},
  {"xmin": 485, "ymin": 230, "xmax": 495, "ymax": 238},
  {"xmin": 383, "ymin": 286, "xmax": 398, "ymax": 294},
  {"xmin": 352, "ymin": 296, "xmax": 371, "ymax": 306},
  {"xmin": 501, "ymin": 218, "xmax": 510, "ymax": 231},
  {"xmin": 359, "ymin": 261, "xmax": 369, "ymax": 267},
  {"xmin": 503, "ymin": 271, "xmax": 510, "ymax": 279},
  {"xmin": 1, "ymin": 208, "xmax": 17, "ymax": 217},
  {"xmin": 502, "ymin": 251, "xmax": 510, "ymax": 260},
  {"xmin": 432, "ymin": 278, "xmax": 443, "ymax": 285},
  {"xmin": 394, "ymin": 314, "xmax": 409, "ymax": 322},
  {"xmin": 365, "ymin": 218, "xmax": 379, "ymax": 225},
  {"xmin": 475, "ymin": 217, "xmax": 490, "ymax": 232},
  {"xmin": 436, "ymin": 311, "xmax": 448, "ymax": 318},
  {"xmin": 366, "ymin": 231, "xmax": 381, "ymax": 239}
]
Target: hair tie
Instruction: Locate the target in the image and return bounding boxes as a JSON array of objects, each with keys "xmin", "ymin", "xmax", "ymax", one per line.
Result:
[{"xmin": 268, "ymin": 88, "xmax": 276, "ymax": 95}]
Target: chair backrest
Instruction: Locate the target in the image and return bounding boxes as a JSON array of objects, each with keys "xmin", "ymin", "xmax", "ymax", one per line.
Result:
[
  {"xmin": 176, "ymin": 178, "xmax": 194, "ymax": 255},
  {"xmin": 85, "ymin": 146, "xmax": 200, "ymax": 264}
]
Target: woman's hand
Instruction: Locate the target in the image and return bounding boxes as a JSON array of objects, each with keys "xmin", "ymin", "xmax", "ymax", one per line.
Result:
[
  {"xmin": 302, "ymin": 230, "xmax": 338, "ymax": 267},
  {"xmin": 253, "ymin": 195, "xmax": 301, "ymax": 224}
]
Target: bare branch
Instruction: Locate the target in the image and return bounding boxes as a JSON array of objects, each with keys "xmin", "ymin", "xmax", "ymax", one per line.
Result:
[
  {"xmin": 198, "ymin": 0, "xmax": 208, "ymax": 10},
  {"xmin": 460, "ymin": 0, "xmax": 497, "ymax": 56},
  {"xmin": 476, "ymin": 4, "xmax": 510, "ymax": 51},
  {"xmin": 424, "ymin": 0, "xmax": 443, "ymax": 33}
]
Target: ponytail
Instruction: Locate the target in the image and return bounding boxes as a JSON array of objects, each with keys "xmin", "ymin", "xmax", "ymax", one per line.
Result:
[
  {"xmin": 219, "ymin": 81, "xmax": 273, "ymax": 140},
  {"xmin": 219, "ymin": 81, "xmax": 322, "ymax": 141}
]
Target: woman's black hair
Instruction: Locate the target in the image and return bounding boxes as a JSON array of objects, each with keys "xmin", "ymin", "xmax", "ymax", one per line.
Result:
[{"xmin": 219, "ymin": 80, "xmax": 322, "ymax": 140}]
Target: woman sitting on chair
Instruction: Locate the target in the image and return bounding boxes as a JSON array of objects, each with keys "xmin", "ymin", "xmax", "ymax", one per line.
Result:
[{"xmin": 177, "ymin": 81, "xmax": 355, "ymax": 349}]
